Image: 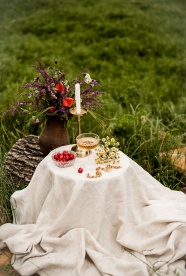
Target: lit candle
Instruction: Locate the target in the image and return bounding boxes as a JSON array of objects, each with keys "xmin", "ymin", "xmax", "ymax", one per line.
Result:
[{"xmin": 75, "ymin": 83, "xmax": 81, "ymax": 114}]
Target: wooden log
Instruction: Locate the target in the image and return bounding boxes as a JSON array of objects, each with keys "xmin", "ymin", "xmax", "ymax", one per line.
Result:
[
  {"xmin": 160, "ymin": 146, "xmax": 186, "ymax": 194},
  {"xmin": 4, "ymin": 135, "xmax": 44, "ymax": 187},
  {"xmin": 0, "ymin": 248, "xmax": 39, "ymax": 276}
]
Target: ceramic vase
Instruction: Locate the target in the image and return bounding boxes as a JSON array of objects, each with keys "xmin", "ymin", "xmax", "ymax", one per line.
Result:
[{"xmin": 39, "ymin": 116, "xmax": 70, "ymax": 156}]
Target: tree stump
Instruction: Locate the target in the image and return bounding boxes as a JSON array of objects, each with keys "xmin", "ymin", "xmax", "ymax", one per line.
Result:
[{"xmin": 4, "ymin": 135, "xmax": 44, "ymax": 187}]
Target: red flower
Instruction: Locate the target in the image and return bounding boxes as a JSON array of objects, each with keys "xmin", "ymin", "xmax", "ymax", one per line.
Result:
[
  {"xmin": 49, "ymin": 107, "xmax": 56, "ymax": 113},
  {"xmin": 55, "ymin": 83, "xmax": 64, "ymax": 92},
  {"xmin": 62, "ymin": 98, "xmax": 74, "ymax": 107}
]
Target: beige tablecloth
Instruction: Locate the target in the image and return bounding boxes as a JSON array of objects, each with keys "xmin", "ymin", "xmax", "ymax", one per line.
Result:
[{"xmin": 0, "ymin": 145, "xmax": 186, "ymax": 276}]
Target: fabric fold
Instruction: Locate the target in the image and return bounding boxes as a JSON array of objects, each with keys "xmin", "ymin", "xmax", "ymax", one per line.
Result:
[{"xmin": 0, "ymin": 147, "xmax": 186, "ymax": 275}]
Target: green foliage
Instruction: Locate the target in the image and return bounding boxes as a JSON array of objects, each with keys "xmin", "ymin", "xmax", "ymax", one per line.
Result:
[
  {"xmin": 113, "ymin": 106, "xmax": 186, "ymax": 190},
  {"xmin": 1, "ymin": 0, "xmax": 186, "ymax": 222}
]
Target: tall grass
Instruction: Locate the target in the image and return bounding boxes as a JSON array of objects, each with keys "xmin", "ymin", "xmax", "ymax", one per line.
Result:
[{"xmin": 0, "ymin": 148, "xmax": 16, "ymax": 224}]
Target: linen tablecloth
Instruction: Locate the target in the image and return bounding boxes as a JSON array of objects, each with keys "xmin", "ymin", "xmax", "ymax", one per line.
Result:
[{"xmin": 0, "ymin": 145, "xmax": 186, "ymax": 276}]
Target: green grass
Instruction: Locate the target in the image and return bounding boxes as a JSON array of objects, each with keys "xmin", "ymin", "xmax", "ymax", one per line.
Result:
[
  {"xmin": 0, "ymin": 148, "xmax": 16, "ymax": 224},
  {"xmin": 1, "ymin": 0, "xmax": 186, "ymax": 222}
]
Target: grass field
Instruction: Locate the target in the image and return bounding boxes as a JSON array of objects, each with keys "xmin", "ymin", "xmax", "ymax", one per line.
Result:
[{"xmin": 1, "ymin": 0, "xmax": 186, "ymax": 222}]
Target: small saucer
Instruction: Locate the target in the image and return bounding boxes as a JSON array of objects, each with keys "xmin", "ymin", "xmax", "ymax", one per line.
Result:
[{"xmin": 71, "ymin": 144, "xmax": 91, "ymax": 158}]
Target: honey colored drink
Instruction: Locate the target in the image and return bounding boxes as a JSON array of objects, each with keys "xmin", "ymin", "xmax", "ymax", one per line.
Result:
[{"xmin": 77, "ymin": 137, "xmax": 99, "ymax": 150}]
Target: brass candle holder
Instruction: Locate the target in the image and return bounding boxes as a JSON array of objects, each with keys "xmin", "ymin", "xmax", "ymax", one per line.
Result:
[{"xmin": 69, "ymin": 107, "xmax": 91, "ymax": 157}]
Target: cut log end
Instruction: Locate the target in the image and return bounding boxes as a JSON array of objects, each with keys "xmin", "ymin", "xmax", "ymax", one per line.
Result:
[{"xmin": 4, "ymin": 135, "xmax": 44, "ymax": 187}]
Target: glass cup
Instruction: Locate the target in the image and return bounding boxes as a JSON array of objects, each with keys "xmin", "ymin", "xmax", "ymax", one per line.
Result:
[{"xmin": 76, "ymin": 133, "xmax": 99, "ymax": 172}]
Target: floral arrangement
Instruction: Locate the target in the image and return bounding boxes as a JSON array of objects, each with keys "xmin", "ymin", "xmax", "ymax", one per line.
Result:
[
  {"xmin": 95, "ymin": 136, "xmax": 120, "ymax": 164},
  {"xmin": 3, "ymin": 59, "xmax": 105, "ymax": 122}
]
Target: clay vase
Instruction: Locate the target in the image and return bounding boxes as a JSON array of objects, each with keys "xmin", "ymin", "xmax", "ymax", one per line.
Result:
[{"xmin": 39, "ymin": 116, "xmax": 70, "ymax": 156}]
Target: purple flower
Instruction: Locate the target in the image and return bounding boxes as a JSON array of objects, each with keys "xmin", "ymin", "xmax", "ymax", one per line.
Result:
[{"xmin": 3, "ymin": 59, "xmax": 106, "ymax": 121}]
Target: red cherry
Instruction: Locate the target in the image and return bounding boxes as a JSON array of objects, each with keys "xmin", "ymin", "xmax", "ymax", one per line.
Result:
[
  {"xmin": 69, "ymin": 153, "xmax": 74, "ymax": 160},
  {"xmin": 57, "ymin": 154, "xmax": 63, "ymax": 161},
  {"xmin": 54, "ymin": 154, "xmax": 58, "ymax": 160},
  {"xmin": 65, "ymin": 155, "xmax": 70, "ymax": 161},
  {"xmin": 63, "ymin": 150, "xmax": 68, "ymax": 155},
  {"xmin": 78, "ymin": 167, "xmax": 83, "ymax": 173}
]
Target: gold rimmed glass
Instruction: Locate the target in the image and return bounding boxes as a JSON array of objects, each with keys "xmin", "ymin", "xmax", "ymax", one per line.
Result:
[{"xmin": 76, "ymin": 133, "xmax": 99, "ymax": 171}]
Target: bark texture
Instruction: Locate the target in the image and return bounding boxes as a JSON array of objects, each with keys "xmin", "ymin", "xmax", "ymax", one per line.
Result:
[{"xmin": 4, "ymin": 135, "xmax": 44, "ymax": 187}]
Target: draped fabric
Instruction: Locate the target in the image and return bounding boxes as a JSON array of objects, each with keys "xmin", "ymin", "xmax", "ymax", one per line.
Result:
[{"xmin": 0, "ymin": 146, "xmax": 186, "ymax": 276}]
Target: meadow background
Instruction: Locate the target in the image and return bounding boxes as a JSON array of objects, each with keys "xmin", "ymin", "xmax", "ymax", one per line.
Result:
[{"xmin": 1, "ymin": 0, "xmax": 186, "ymax": 222}]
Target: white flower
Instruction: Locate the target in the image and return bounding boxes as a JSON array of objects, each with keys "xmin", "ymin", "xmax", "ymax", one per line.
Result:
[
  {"xmin": 96, "ymin": 136, "xmax": 120, "ymax": 164},
  {"xmin": 85, "ymin": 73, "xmax": 92, "ymax": 84}
]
